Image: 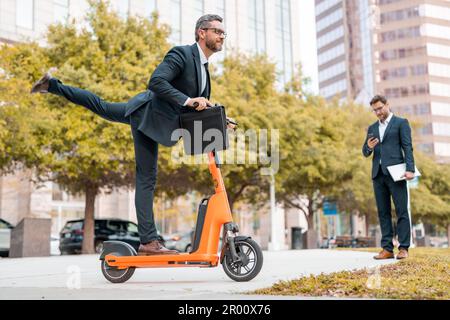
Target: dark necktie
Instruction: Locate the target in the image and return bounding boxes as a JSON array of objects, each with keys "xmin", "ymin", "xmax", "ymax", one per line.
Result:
[{"xmin": 202, "ymin": 62, "xmax": 210, "ymax": 99}]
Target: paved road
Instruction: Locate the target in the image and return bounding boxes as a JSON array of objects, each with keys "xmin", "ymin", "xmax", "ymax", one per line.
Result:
[{"xmin": 0, "ymin": 249, "xmax": 397, "ymax": 300}]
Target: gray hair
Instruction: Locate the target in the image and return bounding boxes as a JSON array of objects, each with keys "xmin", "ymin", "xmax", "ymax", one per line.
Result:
[{"xmin": 195, "ymin": 14, "xmax": 223, "ymax": 42}]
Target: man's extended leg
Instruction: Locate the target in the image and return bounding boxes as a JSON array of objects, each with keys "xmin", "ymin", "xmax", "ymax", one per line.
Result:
[
  {"xmin": 31, "ymin": 71, "xmax": 129, "ymax": 124},
  {"xmin": 48, "ymin": 78, "xmax": 129, "ymax": 124}
]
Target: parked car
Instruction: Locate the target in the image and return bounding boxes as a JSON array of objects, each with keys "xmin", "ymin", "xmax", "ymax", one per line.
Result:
[
  {"xmin": 50, "ymin": 235, "xmax": 61, "ymax": 256},
  {"xmin": 59, "ymin": 218, "xmax": 165, "ymax": 255},
  {"xmin": 0, "ymin": 218, "xmax": 14, "ymax": 257},
  {"xmin": 164, "ymin": 230, "xmax": 194, "ymax": 253}
]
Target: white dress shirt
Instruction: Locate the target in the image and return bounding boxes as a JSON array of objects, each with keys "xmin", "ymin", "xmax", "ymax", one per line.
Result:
[
  {"xmin": 379, "ymin": 112, "xmax": 393, "ymax": 143},
  {"xmin": 183, "ymin": 43, "xmax": 209, "ymax": 106}
]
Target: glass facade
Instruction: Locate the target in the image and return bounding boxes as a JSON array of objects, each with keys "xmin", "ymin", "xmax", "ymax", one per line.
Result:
[
  {"xmin": 380, "ymin": 46, "xmax": 427, "ymax": 61},
  {"xmin": 54, "ymin": 0, "xmax": 70, "ymax": 24},
  {"xmin": 318, "ymin": 43, "xmax": 345, "ymax": 65},
  {"xmin": 380, "ymin": 6, "xmax": 420, "ymax": 24},
  {"xmin": 380, "ymin": 26, "xmax": 420, "ymax": 42},
  {"xmin": 111, "ymin": 0, "xmax": 129, "ymax": 19},
  {"xmin": 317, "ymin": 25, "xmax": 344, "ymax": 48},
  {"xmin": 144, "ymin": 0, "xmax": 157, "ymax": 16},
  {"xmin": 16, "ymin": 0, "xmax": 34, "ymax": 29},
  {"xmin": 275, "ymin": 0, "xmax": 293, "ymax": 84},
  {"xmin": 192, "ymin": 0, "xmax": 204, "ymax": 16},
  {"xmin": 319, "ymin": 61, "xmax": 345, "ymax": 82},
  {"xmin": 316, "ymin": 7, "xmax": 343, "ymax": 32},
  {"xmin": 359, "ymin": 0, "xmax": 375, "ymax": 99},
  {"xmin": 248, "ymin": 0, "xmax": 266, "ymax": 54},
  {"xmin": 169, "ymin": 0, "xmax": 182, "ymax": 44}
]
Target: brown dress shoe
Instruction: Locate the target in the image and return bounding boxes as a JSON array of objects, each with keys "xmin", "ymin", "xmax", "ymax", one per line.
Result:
[
  {"xmin": 373, "ymin": 249, "xmax": 395, "ymax": 260},
  {"xmin": 30, "ymin": 67, "xmax": 57, "ymax": 94},
  {"xmin": 396, "ymin": 249, "xmax": 408, "ymax": 260},
  {"xmin": 138, "ymin": 240, "xmax": 179, "ymax": 256}
]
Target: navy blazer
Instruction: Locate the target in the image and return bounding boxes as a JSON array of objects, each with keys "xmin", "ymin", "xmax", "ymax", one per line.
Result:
[
  {"xmin": 362, "ymin": 115, "xmax": 415, "ymax": 179},
  {"xmin": 125, "ymin": 44, "xmax": 210, "ymax": 147}
]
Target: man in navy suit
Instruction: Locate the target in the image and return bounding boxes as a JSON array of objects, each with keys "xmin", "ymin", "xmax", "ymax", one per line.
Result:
[
  {"xmin": 31, "ymin": 14, "xmax": 228, "ymax": 255},
  {"xmin": 362, "ymin": 95, "xmax": 415, "ymax": 260}
]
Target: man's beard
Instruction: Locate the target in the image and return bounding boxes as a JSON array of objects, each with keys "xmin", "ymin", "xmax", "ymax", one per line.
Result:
[{"xmin": 206, "ymin": 38, "xmax": 223, "ymax": 53}]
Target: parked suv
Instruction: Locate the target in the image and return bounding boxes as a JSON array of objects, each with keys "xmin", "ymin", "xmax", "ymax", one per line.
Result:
[{"xmin": 59, "ymin": 218, "xmax": 164, "ymax": 254}]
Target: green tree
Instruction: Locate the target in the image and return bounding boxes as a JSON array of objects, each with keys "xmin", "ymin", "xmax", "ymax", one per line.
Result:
[
  {"xmin": 0, "ymin": 0, "xmax": 171, "ymax": 253},
  {"xmin": 409, "ymin": 153, "xmax": 450, "ymax": 240}
]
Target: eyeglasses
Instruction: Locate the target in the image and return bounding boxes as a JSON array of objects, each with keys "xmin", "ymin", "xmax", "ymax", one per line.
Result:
[
  {"xmin": 202, "ymin": 28, "xmax": 227, "ymax": 38},
  {"xmin": 372, "ymin": 105, "xmax": 386, "ymax": 114}
]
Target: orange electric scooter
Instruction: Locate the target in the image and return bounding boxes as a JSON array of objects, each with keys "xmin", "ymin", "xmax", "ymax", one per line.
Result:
[{"xmin": 100, "ymin": 149, "xmax": 263, "ymax": 283}]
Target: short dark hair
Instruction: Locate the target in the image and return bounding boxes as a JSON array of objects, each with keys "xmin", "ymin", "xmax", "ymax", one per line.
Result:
[
  {"xmin": 195, "ymin": 14, "xmax": 223, "ymax": 42},
  {"xmin": 370, "ymin": 95, "xmax": 387, "ymax": 106}
]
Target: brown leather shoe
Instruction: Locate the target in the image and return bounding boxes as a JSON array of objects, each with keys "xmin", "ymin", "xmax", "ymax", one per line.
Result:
[
  {"xmin": 30, "ymin": 67, "xmax": 56, "ymax": 94},
  {"xmin": 138, "ymin": 240, "xmax": 179, "ymax": 256},
  {"xmin": 396, "ymin": 249, "xmax": 408, "ymax": 260},
  {"xmin": 373, "ymin": 249, "xmax": 394, "ymax": 260}
]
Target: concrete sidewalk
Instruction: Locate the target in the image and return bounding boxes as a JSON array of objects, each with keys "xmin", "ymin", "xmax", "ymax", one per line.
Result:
[{"xmin": 0, "ymin": 249, "xmax": 397, "ymax": 300}]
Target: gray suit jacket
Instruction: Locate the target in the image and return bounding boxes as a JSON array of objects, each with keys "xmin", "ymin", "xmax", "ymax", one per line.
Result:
[
  {"xmin": 362, "ymin": 115, "xmax": 415, "ymax": 179},
  {"xmin": 125, "ymin": 44, "xmax": 210, "ymax": 146}
]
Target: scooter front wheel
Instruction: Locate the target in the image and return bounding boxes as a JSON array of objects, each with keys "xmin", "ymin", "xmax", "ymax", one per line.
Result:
[
  {"xmin": 100, "ymin": 241, "xmax": 136, "ymax": 284},
  {"xmin": 101, "ymin": 259, "xmax": 135, "ymax": 284},
  {"xmin": 222, "ymin": 238, "xmax": 263, "ymax": 282}
]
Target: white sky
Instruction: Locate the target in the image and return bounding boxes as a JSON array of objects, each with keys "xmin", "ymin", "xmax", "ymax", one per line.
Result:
[{"xmin": 297, "ymin": 0, "xmax": 319, "ymax": 94}]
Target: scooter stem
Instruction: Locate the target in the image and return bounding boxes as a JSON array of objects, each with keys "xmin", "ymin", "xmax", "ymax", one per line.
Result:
[{"xmin": 208, "ymin": 151, "xmax": 226, "ymax": 194}]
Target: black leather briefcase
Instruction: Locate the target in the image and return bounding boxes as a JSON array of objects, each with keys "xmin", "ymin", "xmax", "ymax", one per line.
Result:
[{"xmin": 180, "ymin": 105, "xmax": 229, "ymax": 155}]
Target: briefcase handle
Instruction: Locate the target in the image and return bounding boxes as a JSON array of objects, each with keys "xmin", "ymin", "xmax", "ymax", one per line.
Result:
[{"xmin": 191, "ymin": 102, "xmax": 238, "ymax": 127}]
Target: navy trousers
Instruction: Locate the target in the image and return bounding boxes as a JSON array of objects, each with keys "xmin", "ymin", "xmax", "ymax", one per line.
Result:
[
  {"xmin": 49, "ymin": 79, "xmax": 159, "ymax": 244},
  {"xmin": 372, "ymin": 165, "xmax": 411, "ymax": 252}
]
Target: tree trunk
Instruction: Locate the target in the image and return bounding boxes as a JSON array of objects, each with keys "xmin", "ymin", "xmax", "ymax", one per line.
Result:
[
  {"xmin": 447, "ymin": 224, "xmax": 450, "ymax": 245},
  {"xmin": 82, "ymin": 184, "xmax": 98, "ymax": 254},
  {"xmin": 365, "ymin": 214, "xmax": 370, "ymax": 237},
  {"xmin": 305, "ymin": 196, "xmax": 318, "ymax": 249}
]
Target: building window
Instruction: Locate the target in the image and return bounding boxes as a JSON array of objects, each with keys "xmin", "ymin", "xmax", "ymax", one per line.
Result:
[
  {"xmin": 16, "ymin": 0, "xmax": 34, "ymax": 29},
  {"xmin": 427, "ymin": 43, "xmax": 450, "ymax": 59},
  {"xmin": 319, "ymin": 61, "xmax": 346, "ymax": 83},
  {"xmin": 431, "ymin": 102, "xmax": 450, "ymax": 116},
  {"xmin": 434, "ymin": 143, "xmax": 450, "ymax": 157},
  {"xmin": 380, "ymin": 6, "xmax": 420, "ymax": 24},
  {"xmin": 111, "ymin": 0, "xmax": 129, "ymax": 19},
  {"xmin": 248, "ymin": 0, "xmax": 266, "ymax": 54},
  {"xmin": 321, "ymin": 78, "xmax": 347, "ymax": 99},
  {"xmin": 216, "ymin": 0, "xmax": 225, "ymax": 18},
  {"xmin": 144, "ymin": 0, "xmax": 157, "ymax": 16},
  {"xmin": 384, "ymin": 84, "xmax": 429, "ymax": 98},
  {"xmin": 315, "ymin": 0, "xmax": 341, "ymax": 17},
  {"xmin": 316, "ymin": 7, "xmax": 343, "ymax": 32},
  {"xmin": 433, "ymin": 123, "xmax": 450, "ymax": 137},
  {"xmin": 276, "ymin": 0, "xmax": 293, "ymax": 84},
  {"xmin": 54, "ymin": 0, "xmax": 69, "ymax": 24},
  {"xmin": 193, "ymin": 0, "xmax": 204, "ymax": 15},
  {"xmin": 417, "ymin": 143, "xmax": 434, "ymax": 154},
  {"xmin": 380, "ymin": 46, "xmax": 426, "ymax": 61},
  {"xmin": 380, "ymin": 26, "xmax": 420, "ymax": 43},
  {"xmin": 417, "ymin": 123, "xmax": 433, "ymax": 135},
  {"xmin": 317, "ymin": 25, "xmax": 344, "ymax": 49},
  {"xmin": 421, "ymin": 23, "xmax": 450, "ymax": 41},
  {"xmin": 318, "ymin": 43, "xmax": 345, "ymax": 65},
  {"xmin": 169, "ymin": 0, "xmax": 181, "ymax": 44}
]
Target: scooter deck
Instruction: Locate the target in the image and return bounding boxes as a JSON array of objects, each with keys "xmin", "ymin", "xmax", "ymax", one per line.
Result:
[{"xmin": 105, "ymin": 252, "xmax": 220, "ymax": 269}]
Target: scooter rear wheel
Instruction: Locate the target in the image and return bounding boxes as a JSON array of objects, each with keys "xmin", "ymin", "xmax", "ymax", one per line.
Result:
[
  {"xmin": 101, "ymin": 254, "xmax": 135, "ymax": 284},
  {"xmin": 222, "ymin": 238, "xmax": 263, "ymax": 282}
]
